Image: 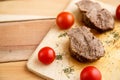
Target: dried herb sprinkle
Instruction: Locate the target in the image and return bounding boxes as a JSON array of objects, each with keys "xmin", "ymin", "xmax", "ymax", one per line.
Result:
[
  {"xmin": 63, "ymin": 66, "xmax": 74, "ymax": 78},
  {"xmin": 58, "ymin": 32, "xmax": 67, "ymax": 38},
  {"xmin": 56, "ymin": 54, "xmax": 63, "ymax": 60}
]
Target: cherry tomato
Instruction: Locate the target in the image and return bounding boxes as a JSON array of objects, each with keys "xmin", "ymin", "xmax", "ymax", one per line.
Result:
[
  {"xmin": 38, "ymin": 47, "xmax": 56, "ymax": 65},
  {"xmin": 56, "ymin": 12, "xmax": 74, "ymax": 29},
  {"xmin": 80, "ymin": 66, "xmax": 102, "ymax": 80},
  {"xmin": 116, "ymin": 4, "xmax": 120, "ymax": 20}
]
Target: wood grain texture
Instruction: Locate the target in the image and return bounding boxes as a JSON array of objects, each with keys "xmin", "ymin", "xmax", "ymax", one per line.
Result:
[
  {"xmin": 0, "ymin": 0, "xmax": 70, "ymax": 17},
  {"xmin": 0, "ymin": 19, "xmax": 55, "ymax": 62},
  {"xmin": 0, "ymin": 0, "xmax": 119, "ymax": 80},
  {"xmin": 0, "ymin": 61, "xmax": 44, "ymax": 80}
]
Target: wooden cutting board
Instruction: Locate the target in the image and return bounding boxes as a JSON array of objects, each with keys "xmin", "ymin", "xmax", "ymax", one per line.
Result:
[{"xmin": 27, "ymin": 0, "xmax": 120, "ymax": 80}]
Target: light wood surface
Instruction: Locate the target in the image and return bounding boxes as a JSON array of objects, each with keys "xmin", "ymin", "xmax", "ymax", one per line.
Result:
[
  {"xmin": 0, "ymin": 61, "xmax": 44, "ymax": 80},
  {"xmin": 0, "ymin": 0, "xmax": 119, "ymax": 80},
  {"xmin": 0, "ymin": 19, "xmax": 55, "ymax": 62},
  {"xmin": 0, "ymin": 0, "xmax": 70, "ymax": 17}
]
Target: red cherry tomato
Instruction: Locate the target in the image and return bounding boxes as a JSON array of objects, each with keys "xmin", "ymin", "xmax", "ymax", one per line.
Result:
[
  {"xmin": 38, "ymin": 47, "xmax": 56, "ymax": 65},
  {"xmin": 80, "ymin": 66, "xmax": 102, "ymax": 80},
  {"xmin": 56, "ymin": 12, "xmax": 74, "ymax": 29},
  {"xmin": 116, "ymin": 4, "xmax": 120, "ymax": 20}
]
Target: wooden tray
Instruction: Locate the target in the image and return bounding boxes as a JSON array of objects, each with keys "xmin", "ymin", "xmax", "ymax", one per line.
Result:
[{"xmin": 27, "ymin": 0, "xmax": 120, "ymax": 80}]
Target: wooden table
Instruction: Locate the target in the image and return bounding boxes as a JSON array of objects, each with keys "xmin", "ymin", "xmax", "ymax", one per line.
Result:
[{"xmin": 0, "ymin": 0, "xmax": 119, "ymax": 80}]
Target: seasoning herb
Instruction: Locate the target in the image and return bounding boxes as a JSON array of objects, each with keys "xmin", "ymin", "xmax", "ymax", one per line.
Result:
[
  {"xmin": 112, "ymin": 32, "xmax": 119, "ymax": 38},
  {"xmin": 104, "ymin": 40, "xmax": 111, "ymax": 44},
  {"xmin": 112, "ymin": 32, "xmax": 120, "ymax": 44},
  {"xmin": 56, "ymin": 43, "xmax": 59, "ymax": 47},
  {"xmin": 104, "ymin": 31, "xmax": 120, "ymax": 45},
  {"xmin": 109, "ymin": 31, "xmax": 120, "ymax": 38},
  {"xmin": 56, "ymin": 54, "xmax": 63, "ymax": 60},
  {"xmin": 63, "ymin": 66, "xmax": 74, "ymax": 78},
  {"xmin": 58, "ymin": 32, "xmax": 67, "ymax": 38}
]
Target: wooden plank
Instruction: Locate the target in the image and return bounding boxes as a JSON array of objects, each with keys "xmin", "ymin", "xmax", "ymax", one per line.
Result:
[
  {"xmin": 0, "ymin": 0, "xmax": 70, "ymax": 17},
  {"xmin": 0, "ymin": 19, "xmax": 55, "ymax": 62},
  {"xmin": 0, "ymin": 61, "xmax": 44, "ymax": 80}
]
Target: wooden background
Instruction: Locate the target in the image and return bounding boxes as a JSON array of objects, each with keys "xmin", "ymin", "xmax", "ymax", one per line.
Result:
[{"xmin": 0, "ymin": 0, "xmax": 119, "ymax": 80}]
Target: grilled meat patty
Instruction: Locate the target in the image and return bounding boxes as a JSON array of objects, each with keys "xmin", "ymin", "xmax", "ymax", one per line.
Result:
[
  {"xmin": 67, "ymin": 26, "xmax": 105, "ymax": 62},
  {"xmin": 76, "ymin": 0, "xmax": 114, "ymax": 32}
]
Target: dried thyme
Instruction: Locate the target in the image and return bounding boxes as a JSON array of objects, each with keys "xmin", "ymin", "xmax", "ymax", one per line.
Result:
[
  {"xmin": 58, "ymin": 32, "xmax": 67, "ymax": 38},
  {"xmin": 104, "ymin": 40, "xmax": 111, "ymax": 44},
  {"xmin": 55, "ymin": 43, "xmax": 59, "ymax": 47},
  {"xmin": 113, "ymin": 32, "xmax": 119, "ymax": 38},
  {"xmin": 104, "ymin": 31, "xmax": 120, "ymax": 44},
  {"xmin": 63, "ymin": 66, "xmax": 74, "ymax": 78},
  {"xmin": 56, "ymin": 54, "xmax": 63, "ymax": 60}
]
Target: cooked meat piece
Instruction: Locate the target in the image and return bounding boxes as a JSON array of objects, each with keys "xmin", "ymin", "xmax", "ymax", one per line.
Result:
[
  {"xmin": 76, "ymin": 0, "xmax": 114, "ymax": 32},
  {"xmin": 76, "ymin": 0, "xmax": 101, "ymax": 12},
  {"xmin": 82, "ymin": 8, "xmax": 114, "ymax": 32},
  {"xmin": 67, "ymin": 26, "xmax": 105, "ymax": 62}
]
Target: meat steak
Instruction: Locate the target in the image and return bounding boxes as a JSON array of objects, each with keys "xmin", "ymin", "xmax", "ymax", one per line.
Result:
[
  {"xmin": 76, "ymin": 0, "xmax": 114, "ymax": 32},
  {"xmin": 67, "ymin": 26, "xmax": 105, "ymax": 62}
]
